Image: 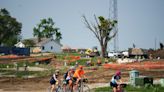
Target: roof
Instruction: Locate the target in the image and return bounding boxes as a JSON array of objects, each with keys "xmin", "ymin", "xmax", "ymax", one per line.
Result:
[
  {"xmin": 15, "ymin": 42, "xmax": 25, "ymax": 47},
  {"xmin": 61, "ymin": 45, "xmax": 71, "ymax": 49},
  {"xmin": 129, "ymin": 48, "xmax": 144, "ymax": 55},
  {"xmin": 23, "ymin": 38, "xmax": 62, "ymax": 47}
]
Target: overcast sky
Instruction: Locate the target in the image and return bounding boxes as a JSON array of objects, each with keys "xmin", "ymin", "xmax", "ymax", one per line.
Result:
[{"xmin": 0, "ymin": 0, "xmax": 164, "ymax": 51}]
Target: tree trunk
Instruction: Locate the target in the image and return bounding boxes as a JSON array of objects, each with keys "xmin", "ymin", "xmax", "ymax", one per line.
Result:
[
  {"xmin": 38, "ymin": 37, "xmax": 41, "ymax": 42},
  {"xmin": 101, "ymin": 45, "xmax": 106, "ymax": 58},
  {"xmin": 100, "ymin": 42, "xmax": 108, "ymax": 58}
]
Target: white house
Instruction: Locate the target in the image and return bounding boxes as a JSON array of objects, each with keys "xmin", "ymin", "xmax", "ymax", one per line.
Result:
[
  {"xmin": 38, "ymin": 38, "xmax": 62, "ymax": 53},
  {"xmin": 23, "ymin": 38, "xmax": 62, "ymax": 53},
  {"xmin": 15, "ymin": 42, "xmax": 25, "ymax": 48}
]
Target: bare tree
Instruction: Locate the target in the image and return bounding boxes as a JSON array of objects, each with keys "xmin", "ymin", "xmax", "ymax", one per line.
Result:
[{"xmin": 83, "ymin": 15, "xmax": 117, "ymax": 57}]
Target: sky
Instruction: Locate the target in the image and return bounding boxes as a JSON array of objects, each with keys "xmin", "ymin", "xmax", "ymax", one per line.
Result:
[{"xmin": 0, "ymin": 0, "xmax": 164, "ymax": 51}]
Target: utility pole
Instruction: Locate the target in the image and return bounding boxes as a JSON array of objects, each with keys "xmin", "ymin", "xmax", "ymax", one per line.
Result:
[
  {"xmin": 109, "ymin": 0, "xmax": 119, "ymax": 52},
  {"xmin": 155, "ymin": 37, "xmax": 157, "ymax": 50}
]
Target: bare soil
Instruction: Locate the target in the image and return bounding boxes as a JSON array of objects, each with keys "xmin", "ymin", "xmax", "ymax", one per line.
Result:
[{"xmin": 0, "ymin": 59, "xmax": 164, "ymax": 92}]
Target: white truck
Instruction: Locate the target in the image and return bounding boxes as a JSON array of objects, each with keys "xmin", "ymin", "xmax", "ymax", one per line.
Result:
[{"xmin": 108, "ymin": 52, "xmax": 123, "ymax": 58}]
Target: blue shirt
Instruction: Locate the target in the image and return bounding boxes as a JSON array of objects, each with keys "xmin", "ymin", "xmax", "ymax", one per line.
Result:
[{"xmin": 111, "ymin": 75, "xmax": 121, "ymax": 84}]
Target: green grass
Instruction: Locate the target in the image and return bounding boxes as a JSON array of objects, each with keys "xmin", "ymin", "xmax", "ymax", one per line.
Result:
[
  {"xmin": 0, "ymin": 64, "xmax": 14, "ymax": 68},
  {"xmin": 55, "ymin": 52, "xmax": 117, "ymax": 66},
  {"xmin": 0, "ymin": 69, "xmax": 54, "ymax": 78},
  {"xmin": 93, "ymin": 85, "xmax": 164, "ymax": 92},
  {"xmin": 68, "ymin": 57, "xmax": 116, "ymax": 66},
  {"xmin": 0, "ymin": 62, "xmax": 36, "ymax": 68},
  {"xmin": 69, "ymin": 58, "xmax": 90, "ymax": 66}
]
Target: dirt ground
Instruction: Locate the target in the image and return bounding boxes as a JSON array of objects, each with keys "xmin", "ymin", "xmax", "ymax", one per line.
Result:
[
  {"xmin": 0, "ymin": 69, "xmax": 123, "ymax": 92},
  {"xmin": 0, "ymin": 58, "xmax": 164, "ymax": 92},
  {"xmin": 0, "ymin": 67, "xmax": 164, "ymax": 92}
]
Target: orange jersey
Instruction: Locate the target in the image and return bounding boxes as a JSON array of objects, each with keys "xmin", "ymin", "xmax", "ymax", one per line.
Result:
[{"xmin": 73, "ymin": 69, "xmax": 84, "ymax": 78}]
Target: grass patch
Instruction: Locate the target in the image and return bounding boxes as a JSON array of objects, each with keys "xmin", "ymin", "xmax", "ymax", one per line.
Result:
[
  {"xmin": 0, "ymin": 64, "xmax": 14, "ymax": 68},
  {"xmin": 0, "ymin": 62, "xmax": 36, "ymax": 68},
  {"xmin": 69, "ymin": 58, "xmax": 89, "ymax": 66},
  {"xmin": 68, "ymin": 57, "xmax": 116, "ymax": 66},
  {"xmin": 93, "ymin": 85, "xmax": 164, "ymax": 92},
  {"xmin": 0, "ymin": 69, "xmax": 53, "ymax": 78}
]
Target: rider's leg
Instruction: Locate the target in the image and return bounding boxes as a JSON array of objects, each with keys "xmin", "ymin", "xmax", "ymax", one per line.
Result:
[
  {"xmin": 113, "ymin": 87, "xmax": 117, "ymax": 92},
  {"xmin": 117, "ymin": 85, "xmax": 121, "ymax": 92},
  {"xmin": 73, "ymin": 79, "xmax": 79, "ymax": 91},
  {"xmin": 68, "ymin": 80, "xmax": 73, "ymax": 90},
  {"xmin": 51, "ymin": 84, "xmax": 55, "ymax": 92},
  {"xmin": 62, "ymin": 81, "xmax": 67, "ymax": 92},
  {"xmin": 76, "ymin": 78, "xmax": 80, "ymax": 84}
]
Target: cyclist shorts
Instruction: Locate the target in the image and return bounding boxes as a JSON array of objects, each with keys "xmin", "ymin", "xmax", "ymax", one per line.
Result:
[
  {"xmin": 110, "ymin": 82, "xmax": 118, "ymax": 88},
  {"xmin": 50, "ymin": 78, "xmax": 56, "ymax": 85},
  {"xmin": 73, "ymin": 77, "xmax": 77, "ymax": 83}
]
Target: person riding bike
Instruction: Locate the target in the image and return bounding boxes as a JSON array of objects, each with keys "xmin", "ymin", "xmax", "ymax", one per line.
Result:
[
  {"xmin": 110, "ymin": 70, "xmax": 123, "ymax": 92},
  {"xmin": 50, "ymin": 70, "xmax": 60, "ymax": 92},
  {"xmin": 73, "ymin": 66, "xmax": 86, "ymax": 86},
  {"xmin": 65, "ymin": 66, "xmax": 75, "ymax": 90}
]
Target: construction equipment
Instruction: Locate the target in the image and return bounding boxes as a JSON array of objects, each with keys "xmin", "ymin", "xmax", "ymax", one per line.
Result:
[{"xmin": 85, "ymin": 47, "xmax": 100, "ymax": 57}]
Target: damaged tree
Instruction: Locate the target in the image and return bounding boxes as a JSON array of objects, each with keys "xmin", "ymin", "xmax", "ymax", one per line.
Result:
[{"xmin": 83, "ymin": 15, "xmax": 117, "ymax": 57}]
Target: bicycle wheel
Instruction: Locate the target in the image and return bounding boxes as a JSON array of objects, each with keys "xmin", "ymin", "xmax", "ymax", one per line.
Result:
[
  {"xmin": 83, "ymin": 84, "xmax": 90, "ymax": 92},
  {"xmin": 78, "ymin": 84, "xmax": 90, "ymax": 92},
  {"xmin": 63, "ymin": 85, "xmax": 72, "ymax": 92},
  {"xmin": 47, "ymin": 86, "xmax": 56, "ymax": 92},
  {"xmin": 56, "ymin": 86, "xmax": 63, "ymax": 92}
]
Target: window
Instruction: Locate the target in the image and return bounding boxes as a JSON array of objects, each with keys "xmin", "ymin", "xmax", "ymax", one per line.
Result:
[
  {"xmin": 51, "ymin": 46, "xmax": 53, "ymax": 50},
  {"xmin": 42, "ymin": 46, "xmax": 45, "ymax": 50}
]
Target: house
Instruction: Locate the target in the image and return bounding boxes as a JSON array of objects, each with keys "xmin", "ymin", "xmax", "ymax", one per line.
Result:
[
  {"xmin": 23, "ymin": 38, "xmax": 62, "ymax": 53},
  {"xmin": 61, "ymin": 45, "xmax": 72, "ymax": 53},
  {"xmin": 15, "ymin": 42, "xmax": 25, "ymax": 48}
]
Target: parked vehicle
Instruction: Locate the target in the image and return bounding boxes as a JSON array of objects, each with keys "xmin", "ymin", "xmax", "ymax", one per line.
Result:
[
  {"xmin": 122, "ymin": 51, "xmax": 129, "ymax": 57},
  {"xmin": 108, "ymin": 52, "xmax": 123, "ymax": 58},
  {"xmin": 85, "ymin": 47, "xmax": 100, "ymax": 57}
]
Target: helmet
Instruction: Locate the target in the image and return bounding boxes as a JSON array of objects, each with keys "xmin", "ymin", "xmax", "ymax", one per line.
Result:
[
  {"xmin": 79, "ymin": 65, "xmax": 83, "ymax": 69},
  {"xmin": 55, "ymin": 70, "xmax": 59, "ymax": 74},
  {"xmin": 69, "ymin": 66, "xmax": 75, "ymax": 71},
  {"xmin": 116, "ymin": 70, "xmax": 121, "ymax": 75}
]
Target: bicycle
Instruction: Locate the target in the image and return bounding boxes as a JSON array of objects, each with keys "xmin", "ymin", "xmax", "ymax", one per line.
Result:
[
  {"xmin": 47, "ymin": 80, "xmax": 63, "ymax": 92},
  {"xmin": 111, "ymin": 83, "xmax": 127, "ymax": 92},
  {"xmin": 75, "ymin": 78, "xmax": 90, "ymax": 92},
  {"xmin": 62, "ymin": 79, "xmax": 71, "ymax": 92},
  {"xmin": 47, "ymin": 85, "xmax": 63, "ymax": 92},
  {"xmin": 62, "ymin": 78, "xmax": 90, "ymax": 92}
]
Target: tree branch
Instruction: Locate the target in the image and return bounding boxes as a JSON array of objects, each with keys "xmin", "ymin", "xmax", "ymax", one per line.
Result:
[{"xmin": 82, "ymin": 15, "xmax": 101, "ymax": 42}]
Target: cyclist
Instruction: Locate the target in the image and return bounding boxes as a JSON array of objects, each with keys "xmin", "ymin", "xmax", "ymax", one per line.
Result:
[
  {"xmin": 50, "ymin": 70, "xmax": 60, "ymax": 92},
  {"xmin": 73, "ymin": 65, "xmax": 86, "ymax": 85},
  {"xmin": 110, "ymin": 70, "xmax": 122, "ymax": 92},
  {"xmin": 65, "ymin": 66, "xmax": 75, "ymax": 90}
]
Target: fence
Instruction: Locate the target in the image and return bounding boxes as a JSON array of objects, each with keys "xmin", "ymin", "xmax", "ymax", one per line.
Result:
[{"xmin": 0, "ymin": 46, "xmax": 30, "ymax": 56}]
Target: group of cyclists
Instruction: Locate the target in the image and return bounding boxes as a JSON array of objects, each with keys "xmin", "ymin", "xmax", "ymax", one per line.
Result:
[
  {"xmin": 49, "ymin": 65, "xmax": 123, "ymax": 92},
  {"xmin": 50, "ymin": 65, "xmax": 86, "ymax": 92}
]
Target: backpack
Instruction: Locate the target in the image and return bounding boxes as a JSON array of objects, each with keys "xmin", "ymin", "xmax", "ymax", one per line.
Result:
[
  {"xmin": 63, "ymin": 71, "xmax": 68, "ymax": 79},
  {"xmin": 50, "ymin": 77, "xmax": 55, "ymax": 84}
]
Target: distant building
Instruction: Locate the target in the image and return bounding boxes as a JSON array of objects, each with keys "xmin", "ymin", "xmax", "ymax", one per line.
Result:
[
  {"xmin": 23, "ymin": 38, "xmax": 62, "ymax": 53},
  {"xmin": 15, "ymin": 42, "xmax": 25, "ymax": 48},
  {"xmin": 128, "ymin": 48, "xmax": 148, "ymax": 58},
  {"xmin": 61, "ymin": 45, "xmax": 87, "ymax": 53},
  {"xmin": 61, "ymin": 45, "xmax": 72, "ymax": 52}
]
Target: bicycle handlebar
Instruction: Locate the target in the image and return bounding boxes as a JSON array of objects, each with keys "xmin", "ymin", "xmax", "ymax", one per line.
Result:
[{"xmin": 119, "ymin": 83, "xmax": 127, "ymax": 88}]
